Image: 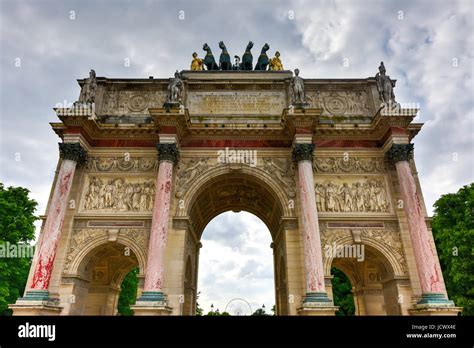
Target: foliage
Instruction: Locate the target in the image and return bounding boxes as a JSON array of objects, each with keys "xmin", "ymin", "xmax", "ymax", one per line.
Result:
[
  {"xmin": 0, "ymin": 183, "xmax": 38, "ymax": 315},
  {"xmin": 195, "ymin": 291, "xmax": 203, "ymax": 316},
  {"xmin": 432, "ymin": 183, "xmax": 474, "ymax": 315},
  {"xmin": 117, "ymin": 267, "xmax": 139, "ymax": 316},
  {"xmin": 205, "ymin": 308, "xmax": 230, "ymax": 316},
  {"xmin": 251, "ymin": 307, "xmax": 270, "ymax": 316},
  {"xmin": 331, "ymin": 267, "xmax": 355, "ymax": 316}
]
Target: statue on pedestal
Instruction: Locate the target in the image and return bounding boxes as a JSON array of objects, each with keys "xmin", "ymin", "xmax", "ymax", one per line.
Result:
[
  {"xmin": 164, "ymin": 70, "xmax": 184, "ymax": 108},
  {"xmin": 290, "ymin": 68, "xmax": 308, "ymax": 107},
  {"xmin": 375, "ymin": 62, "xmax": 399, "ymax": 108},
  {"xmin": 77, "ymin": 69, "xmax": 97, "ymax": 105},
  {"xmin": 190, "ymin": 52, "xmax": 204, "ymax": 71}
]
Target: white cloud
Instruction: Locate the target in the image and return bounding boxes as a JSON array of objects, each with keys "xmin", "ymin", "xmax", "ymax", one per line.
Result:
[{"xmin": 198, "ymin": 212, "xmax": 275, "ymax": 314}]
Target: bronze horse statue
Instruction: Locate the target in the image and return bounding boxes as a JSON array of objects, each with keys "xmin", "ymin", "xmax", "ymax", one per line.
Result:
[
  {"xmin": 202, "ymin": 43, "xmax": 219, "ymax": 70},
  {"xmin": 254, "ymin": 43, "xmax": 270, "ymax": 70},
  {"xmin": 241, "ymin": 41, "xmax": 254, "ymax": 70},
  {"xmin": 218, "ymin": 41, "xmax": 232, "ymax": 70}
]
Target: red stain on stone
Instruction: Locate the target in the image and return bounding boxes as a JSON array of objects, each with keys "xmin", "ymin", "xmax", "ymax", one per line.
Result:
[
  {"xmin": 164, "ymin": 181, "xmax": 171, "ymax": 193},
  {"xmin": 31, "ymin": 255, "xmax": 54, "ymax": 289},
  {"xmin": 60, "ymin": 172, "xmax": 72, "ymax": 195}
]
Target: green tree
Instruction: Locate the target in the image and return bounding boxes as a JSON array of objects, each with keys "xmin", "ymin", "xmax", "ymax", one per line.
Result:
[
  {"xmin": 205, "ymin": 308, "xmax": 230, "ymax": 316},
  {"xmin": 251, "ymin": 306, "xmax": 270, "ymax": 316},
  {"xmin": 432, "ymin": 183, "xmax": 474, "ymax": 315},
  {"xmin": 331, "ymin": 267, "xmax": 355, "ymax": 316},
  {"xmin": 195, "ymin": 291, "xmax": 203, "ymax": 316},
  {"xmin": 117, "ymin": 267, "xmax": 139, "ymax": 316},
  {"xmin": 0, "ymin": 183, "xmax": 38, "ymax": 315}
]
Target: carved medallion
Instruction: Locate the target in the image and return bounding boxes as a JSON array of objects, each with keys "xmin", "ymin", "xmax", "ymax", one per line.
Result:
[{"xmin": 128, "ymin": 94, "xmax": 148, "ymax": 112}]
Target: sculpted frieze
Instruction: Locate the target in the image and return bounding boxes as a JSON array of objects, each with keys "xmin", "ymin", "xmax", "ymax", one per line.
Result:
[
  {"xmin": 86, "ymin": 156, "xmax": 158, "ymax": 172},
  {"xmin": 81, "ymin": 176, "xmax": 155, "ymax": 213},
  {"xmin": 314, "ymin": 178, "xmax": 391, "ymax": 213},
  {"xmin": 306, "ymin": 90, "xmax": 372, "ymax": 116},
  {"xmin": 313, "ymin": 156, "xmax": 386, "ymax": 173}
]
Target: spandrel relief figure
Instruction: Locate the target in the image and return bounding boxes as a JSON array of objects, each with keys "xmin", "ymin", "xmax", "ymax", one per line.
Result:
[{"xmin": 262, "ymin": 158, "xmax": 296, "ymax": 198}]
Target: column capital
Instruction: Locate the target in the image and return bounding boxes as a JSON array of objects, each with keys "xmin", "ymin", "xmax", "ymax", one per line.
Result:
[
  {"xmin": 58, "ymin": 142, "xmax": 88, "ymax": 167},
  {"xmin": 156, "ymin": 143, "xmax": 180, "ymax": 164},
  {"xmin": 292, "ymin": 143, "xmax": 315, "ymax": 162},
  {"xmin": 386, "ymin": 143, "xmax": 414, "ymax": 165}
]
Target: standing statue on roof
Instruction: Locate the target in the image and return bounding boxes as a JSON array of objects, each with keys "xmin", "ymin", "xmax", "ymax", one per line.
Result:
[
  {"xmin": 375, "ymin": 62, "xmax": 399, "ymax": 108},
  {"xmin": 269, "ymin": 51, "xmax": 284, "ymax": 71},
  {"xmin": 77, "ymin": 69, "xmax": 97, "ymax": 104},
  {"xmin": 190, "ymin": 52, "xmax": 204, "ymax": 71},
  {"xmin": 165, "ymin": 70, "xmax": 184, "ymax": 106},
  {"xmin": 290, "ymin": 68, "xmax": 307, "ymax": 107}
]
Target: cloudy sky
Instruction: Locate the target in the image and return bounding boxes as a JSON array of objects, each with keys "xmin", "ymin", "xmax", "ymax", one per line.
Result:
[{"xmin": 0, "ymin": 0, "xmax": 472, "ymax": 313}]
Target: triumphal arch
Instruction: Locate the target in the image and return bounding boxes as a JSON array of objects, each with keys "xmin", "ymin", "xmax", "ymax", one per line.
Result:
[{"xmin": 11, "ymin": 46, "xmax": 460, "ymax": 316}]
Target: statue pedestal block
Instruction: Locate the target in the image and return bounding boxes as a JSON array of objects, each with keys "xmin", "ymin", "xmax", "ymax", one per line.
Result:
[
  {"xmin": 131, "ymin": 301, "xmax": 173, "ymax": 316},
  {"xmin": 409, "ymin": 304, "xmax": 461, "ymax": 316},
  {"xmin": 297, "ymin": 303, "xmax": 339, "ymax": 316},
  {"xmin": 9, "ymin": 300, "xmax": 62, "ymax": 316}
]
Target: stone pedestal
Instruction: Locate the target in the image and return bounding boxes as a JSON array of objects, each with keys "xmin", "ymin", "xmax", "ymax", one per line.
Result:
[
  {"xmin": 131, "ymin": 301, "xmax": 173, "ymax": 316},
  {"xmin": 9, "ymin": 298, "xmax": 62, "ymax": 316},
  {"xmin": 297, "ymin": 302, "xmax": 339, "ymax": 316}
]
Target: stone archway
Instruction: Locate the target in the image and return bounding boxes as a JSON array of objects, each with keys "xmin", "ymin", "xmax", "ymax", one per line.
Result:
[
  {"xmin": 58, "ymin": 228, "xmax": 148, "ymax": 315},
  {"xmin": 182, "ymin": 256, "xmax": 194, "ymax": 316},
  {"xmin": 176, "ymin": 166, "xmax": 291, "ymax": 315},
  {"xmin": 322, "ymin": 231, "xmax": 409, "ymax": 315},
  {"xmin": 70, "ymin": 241, "xmax": 139, "ymax": 315}
]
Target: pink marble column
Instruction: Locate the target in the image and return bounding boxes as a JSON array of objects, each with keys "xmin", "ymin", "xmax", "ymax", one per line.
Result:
[
  {"xmin": 293, "ymin": 143, "xmax": 330, "ymax": 302},
  {"xmin": 28, "ymin": 142, "xmax": 87, "ymax": 296},
  {"xmin": 140, "ymin": 143, "xmax": 179, "ymax": 301},
  {"xmin": 388, "ymin": 144, "xmax": 449, "ymax": 303}
]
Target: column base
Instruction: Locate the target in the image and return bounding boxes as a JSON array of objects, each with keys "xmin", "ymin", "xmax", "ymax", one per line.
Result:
[
  {"xmin": 297, "ymin": 292, "xmax": 338, "ymax": 316},
  {"xmin": 297, "ymin": 304, "xmax": 339, "ymax": 316},
  {"xmin": 409, "ymin": 293, "xmax": 461, "ymax": 316},
  {"xmin": 9, "ymin": 290, "xmax": 62, "ymax": 316},
  {"xmin": 131, "ymin": 291, "xmax": 173, "ymax": 316}
]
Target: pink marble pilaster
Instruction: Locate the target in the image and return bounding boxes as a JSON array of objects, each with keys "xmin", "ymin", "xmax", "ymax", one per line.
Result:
[
  {"xmin": 395, "ymin": 160, "xmax": 447, "ymax": 295},
  {"xmin": 297, "ymin": 159, "xmax": 326, "ymax": 293},
  {"xmin": 143, "ymin": 159, "xmax": 174, "ymax": 292},
  {"xmin": 29, "ymin": 142, "xmax": 87, "ymax": 292}
]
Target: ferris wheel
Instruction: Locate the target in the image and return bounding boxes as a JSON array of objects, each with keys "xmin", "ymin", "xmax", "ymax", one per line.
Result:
[{"xmin": 224, "ymin": 298, "xmax": 253, "ymax": 316}]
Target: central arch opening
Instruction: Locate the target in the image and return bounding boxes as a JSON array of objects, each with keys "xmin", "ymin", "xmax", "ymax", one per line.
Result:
[
  {"xmin": 197, "ymin": 211, "xmax": 275, "ymax": 315},
  {"xmin": 181, "ymin": 169, "xmax": 289, "ymax": 315}
]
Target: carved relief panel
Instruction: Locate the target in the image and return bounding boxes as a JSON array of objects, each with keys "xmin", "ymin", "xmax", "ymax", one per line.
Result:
[
  {"xmin": 306, "ymin": 90, "xmax": 372, "ymax": 116},
  {"xmin": 79, "ymin": 175, "xmax": 156, "ymax": 214},
  {"xmin": 102, "ymin": 90, "xmax": 167, "ymax": 115},
  {"xmin": 314, "ymin": 176, "xmax": 393, "ymax": 214}
]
